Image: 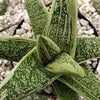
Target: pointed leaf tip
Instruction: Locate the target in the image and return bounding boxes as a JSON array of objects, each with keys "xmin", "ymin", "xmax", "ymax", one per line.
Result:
[
  {"xmin": 37, "ymin": 35, "xmax": 84, "ymax": 77},
  {"xmin": 0, "ymin": 47, "xmax": 60, "ymax": 100},
  {"xmin": 37, "ymin": 35, "xmax": 61, "ymax": 65},
  {"xmin": 46, "ymin": 53, "xmax": 85, "ymax": 77},
  {"xmin": 58, "ymin": 63, "xmax": 100, "ymax": 100},
  {"xmin": 44, "ymin": 0, "xmax": 77, "ymax": 58}
]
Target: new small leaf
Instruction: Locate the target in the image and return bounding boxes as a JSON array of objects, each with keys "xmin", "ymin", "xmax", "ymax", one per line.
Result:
[
  {"xmin": 46, "ymin": 53, "xmax": 84, "ymax": 77},
  {"xmin": 37, "ymin": 35, "xmax": 61, "ymax": 65}
]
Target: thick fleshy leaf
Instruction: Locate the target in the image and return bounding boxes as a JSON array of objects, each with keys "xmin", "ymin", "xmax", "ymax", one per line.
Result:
[
  {"xmin": 44, "ymin": 0, "xmax": 77, "ymax": 58},
  {"xmin": 58, "ymin": 63, "xmax": 100, "ymax": 100},
  {"xmin": 24, "ymin": 0, "xmax": 48, "ymax": 37},
  {"xmin": 75, "ymin": 37, "xmax": 100, "ymax": 64},
  {"xmin": 0, "ymin": 36, "xmax": 36, "ymax": 61},
  {"xmin": 37, "ymin": 35, "xmax": 61, "ymax": 65},
  {"xmin": 37, "ymin": 36, "xmax": 84, "ymax": 77},
  {"xmin": 0, "ymin": 47, "xmax": 61, "ymax": 100},
  {"xmin": 37, "ymin": 36, "xmax": 83, "ymax": 99},
  {"xmin": 53, "ymin": 80, "xmax": 79, "ymax": 100},
  {"xmin": 46, "ymin": 53, "xmax": 84, "ymax": 77}
]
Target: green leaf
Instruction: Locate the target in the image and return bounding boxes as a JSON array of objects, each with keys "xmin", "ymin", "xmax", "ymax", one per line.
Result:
[
  {"xmin": 0, "ymin": 47, "xmax": 61, "ymax": 100},
  {"xmin": 37, "ymin": 35, "xmax": 84, "ymax": 99},
  {"xmin": 53, "ymin": 80, "xmax": 79, "ymax": 100},
  {"xmin": 58, "ymin": 63, "xmax": 100, "ymax": 100},
  {"xmin": 44, "ymin": 0, "xmax": 77, "ymax": 58},
  {"xmin": 46, "ymin": 52, "xmax": 84, "ymax": 77},
  {"xmin": 24, "ymin": 0, "xmax": 48, "ymax": 37},
  {"xmin": 75, "ymin": 37, "xmax": 100, "ymax": 64},
  {"xmin": 37, "ymin": 36, "xmax": 84, "ymax": 77},
  {"xmin": 0, "ymin": 36, "xmax": 36, "ymax": 61},
  {"xmin": 37, "ymin": 35, "xmax": 61, "ymax": 65}
]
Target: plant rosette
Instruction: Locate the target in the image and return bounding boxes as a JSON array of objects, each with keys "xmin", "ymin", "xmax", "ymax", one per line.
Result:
[{"xmin": 0, "ymin": 0, "xmax": 100, "ymax": 100}]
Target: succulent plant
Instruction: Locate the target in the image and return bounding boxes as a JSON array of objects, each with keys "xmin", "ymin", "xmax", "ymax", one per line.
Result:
[{"xmin": 0, "ymin": 0, "xmax": 100, "ymax": 100}]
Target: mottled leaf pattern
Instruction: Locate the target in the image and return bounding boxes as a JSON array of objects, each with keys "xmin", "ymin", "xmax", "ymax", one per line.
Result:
[
  {"xmin": 0, "ymin": 36, "xmax": 36, "ymax": 61},
  {"xmin": 0, "ymin": 47, "xmax": 61, "ymax": 100},
  {"xmin": 53, "ymin": 80, "xmax": 79, "ymax": 100},
  {"xmin": 58, "ymin": 64, "xmax": 100, "ymax": 100},
  {"xmin": 2, "ymin": 36, "xmax": 100, "ymax": 63},
  {"xmin": 0, "ymin": 0, "xmax": 100, "ymax": 99},
  {"xmin": 75, "ymin": 37, "xmax": 100, "ymax": 63},
  {"xmin": 37, "ymin": 35, "xmax": 61, "ymax": 65},
  {"xmin": 46, "ymin": 52, "xmax": 84, "ymax": 77},
  {"xmin": 37, "ymin": 34, "xmax": 81, "ymax": 99},
  {"xmin": 44, "ymin": 0, "xmax": 77, "ymax": 58},
  {"xmin": 24, "ymin": 0, "xmax": 48, "ymax": 37}
]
